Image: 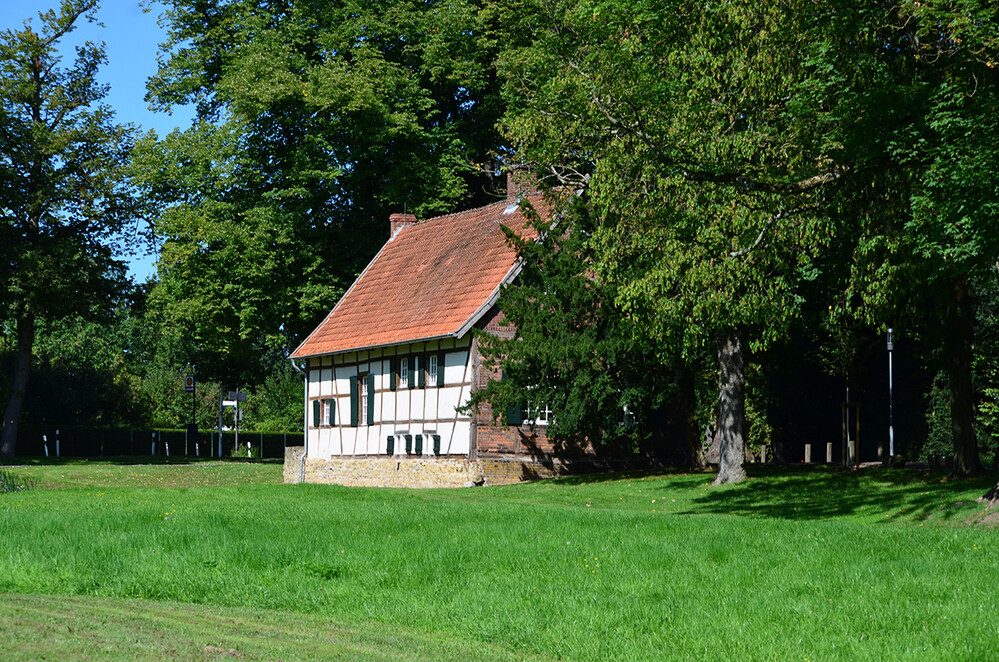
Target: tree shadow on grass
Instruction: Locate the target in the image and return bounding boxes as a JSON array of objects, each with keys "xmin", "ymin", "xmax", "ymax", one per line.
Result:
[
  {"xmin": 680, "ymin": 465, "xmax": 997, "ymax": 523},
  {"xmin": 1, "ymin": 456, "xmax": 282, "ymax": 467}
]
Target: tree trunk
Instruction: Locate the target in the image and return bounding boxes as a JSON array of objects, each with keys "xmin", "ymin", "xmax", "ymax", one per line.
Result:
[
  {"xmin": 714, "ymin": 327, "xmax": 747, "ymax": 485},
  {"xmin": 1, "ymin": 312, "xmax": 35, "ymax": 458},
  {"xmin": 945, "ymin": 277, "xmax": 981, "ymax": 476}
]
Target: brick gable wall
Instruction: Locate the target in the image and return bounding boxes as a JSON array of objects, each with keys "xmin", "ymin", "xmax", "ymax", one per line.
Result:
[{"xmin": 471, "ymin": 305, "xmax": 555, "ymax": 459}]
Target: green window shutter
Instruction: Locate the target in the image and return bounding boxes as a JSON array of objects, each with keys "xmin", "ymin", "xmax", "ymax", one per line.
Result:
[
  {"xmin": 405, "ymin": 434, "xmax": 412, "ymax": 454},
  {"xmin": 312, "ymin": 400, "xmax": 320, "ymax": 427},
  {"xmin": 417, "ymin": 355, "xmax": 426, "ymax": 388},
  {"xmin": 436, "ymin": 352, "xmax": 445, "ymax": 387},
  {"xmin": 433, "ymin": 434, "xmax": 441, "ymax": 455},
  {"xmin": 349, "ymin": 377, "xmax": 359, "ymax": 427},
  {"xmin": 415, "ymin": 434, "xmax": 423, "ymax": 455},
  {"xmin": 387, "ymin": 435, "xmax": 394, "ymax": 455},
  {"xmin": 507, "ymin": 403, "xmax": 523, "ymax": 426},
  {"xmin": 328, "ymin": 399, "xmax": 335, "ymax": 426},
  {"xmin": 389, "ymin": 358, "xmax": 397, "ymax": 391},
  {"xmin": 366, "ymin": 374, "xmax": 375, "ymax": 426},
  {"xmin": 410, "ymin": 355, "xmax": 419, "ymax": 390}
]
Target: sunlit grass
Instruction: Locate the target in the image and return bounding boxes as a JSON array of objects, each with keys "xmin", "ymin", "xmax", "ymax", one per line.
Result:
[{"xmin": 1, "ymin": 462, "xmax": 997, "ymax": 660}]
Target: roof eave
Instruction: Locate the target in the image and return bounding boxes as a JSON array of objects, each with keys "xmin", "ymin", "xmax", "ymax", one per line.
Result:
[{"xmin": 287, "ymin": 332, "xmax": 465, "ymax": 360}]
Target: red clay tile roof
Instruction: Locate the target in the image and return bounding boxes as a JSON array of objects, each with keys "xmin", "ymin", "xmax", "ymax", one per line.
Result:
[{"xmin": 290, "ymin": 193, "xmax": 549, "ymax": 358}]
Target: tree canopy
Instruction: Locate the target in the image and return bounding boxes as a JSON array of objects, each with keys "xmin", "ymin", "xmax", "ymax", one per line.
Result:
[{"xmin": 0, "ymin": 0, "xmax": 138, "ymax": 456}]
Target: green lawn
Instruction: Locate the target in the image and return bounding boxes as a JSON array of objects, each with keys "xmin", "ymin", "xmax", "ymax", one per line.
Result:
[{"xmin": 1, "ymin": 461, "xmax": 997, "ymax": 661}]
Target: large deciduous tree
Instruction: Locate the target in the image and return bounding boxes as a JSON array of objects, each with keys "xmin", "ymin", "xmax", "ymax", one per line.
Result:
[
  {"xmin": 137, "ymin": 0, "xmax": 507, "ymax": 385},
  {"xmin": 0, "ymin": 1, "xmax": 136, "ymax": 457},
  {"xmin": 496, "ymin": 0, "xmax": 999, "ymax": 482},
  {"xmin": 496, "ymin": 0, "xmax": 836, "ymax": 483}
]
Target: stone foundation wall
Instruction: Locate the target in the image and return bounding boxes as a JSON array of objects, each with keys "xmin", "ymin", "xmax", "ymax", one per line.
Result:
[
  {"xmin": 284, "ymin": 447, "xmax": 484, "ymax": 488},
  {"xmin": 284, "ymin": 447, "xmax": 667, "ymax": 488}
]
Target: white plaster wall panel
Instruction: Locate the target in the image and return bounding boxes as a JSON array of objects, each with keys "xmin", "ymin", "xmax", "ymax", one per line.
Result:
[
  {"xmin": 381, "ymin": 391, "xmax": 395, "ymax": 425},
  {"xmin": 396, "ymin": 389, "xmax": 411, "ymax": 424},
  {"xmin": 438, "ymin": 385, "xmax": 463, "ymax": 419},
  {"xmin": 412, "ymin": 389, "xmax": 425, "ymax": 421},
  {"xmin": 446, "ymin": 421, "xmax": 471, "ymax": 455},
  {"xmin": 443, "ymin": 350, "xmax": 468, "ymax": 384},
  {"xmin": 320, "ymin": 368, "xmax": 333, "ymax": 396},
  {"xmin": 308, "ymin": 370, "xmax": 320, "ymax": 398},
  {"xmin": 425, "ymin": 387, "xmax": 439, "ymax": 421}
]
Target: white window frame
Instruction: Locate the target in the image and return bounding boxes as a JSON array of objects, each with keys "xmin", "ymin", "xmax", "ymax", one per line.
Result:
[
  {"xmin": 323, "ymin": 399, "xmax": 333, "ymax": 426},
  {"xmin": 428, "ymin": 354, "xmax": 439, "ymax": 387},
  {"xmin": 399, "ymin": 357, "xmax": 409, "ymax": 389},
  {"xmin": 525, "ymin": 400, "xmax": 553, "ymax": 426},
  {"xmin": 359, "ymin": 374, "xmax": 369, "ymax": 426}
]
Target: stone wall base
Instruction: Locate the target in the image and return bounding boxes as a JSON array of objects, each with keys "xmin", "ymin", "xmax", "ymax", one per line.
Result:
[
  {"xmin": 285, "ymin": 447, "xmax": 669, "ymax": 488},
  {"xmin": 284, "ymin": 447, "xmax": 484, "ymax": 488}
]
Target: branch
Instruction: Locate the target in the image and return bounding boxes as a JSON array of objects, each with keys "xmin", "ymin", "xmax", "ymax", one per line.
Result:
[
  {"xmin": 686, "ymin": 166, "xmax": 850, "ymax": 195},
  {"xmin": 729, "ymin": 202, "xmax": 820, "ymax": 258}
]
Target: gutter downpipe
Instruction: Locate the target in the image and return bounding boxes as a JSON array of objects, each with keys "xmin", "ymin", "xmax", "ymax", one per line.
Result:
[{"xmin": 291, "ymin": 359, "xmax": 308, "ymax": 483}]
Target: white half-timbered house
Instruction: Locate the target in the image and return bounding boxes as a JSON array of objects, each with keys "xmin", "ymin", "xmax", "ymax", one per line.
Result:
[{"xmin": 289, "ymin": 190, "xmax": 552, "ymax": 468}]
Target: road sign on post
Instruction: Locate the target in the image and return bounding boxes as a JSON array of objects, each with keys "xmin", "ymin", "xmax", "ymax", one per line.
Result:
[{"xmin": 185, "ymin": 376, "xmax": 195, "ymax": 393}]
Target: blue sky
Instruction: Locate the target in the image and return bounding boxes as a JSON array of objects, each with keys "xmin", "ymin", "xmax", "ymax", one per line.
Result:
[{"xmin": 0, "ymin": 1, "xmax": 197, "ymax": 282}]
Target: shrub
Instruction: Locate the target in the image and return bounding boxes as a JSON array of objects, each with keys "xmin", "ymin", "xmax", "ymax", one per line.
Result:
[{"xmin": 0, "ymin": 468, "xmax": 35, "ymax": 494}]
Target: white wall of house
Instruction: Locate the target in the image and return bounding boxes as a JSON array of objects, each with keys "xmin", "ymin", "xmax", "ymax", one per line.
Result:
[{"xmin": 305, "ymin": 336, "xmax": 474, "ymax": 459}]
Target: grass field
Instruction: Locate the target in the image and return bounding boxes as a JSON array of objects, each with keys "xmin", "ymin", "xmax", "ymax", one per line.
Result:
[{"xmin": 1, "ymin": 460, "xmax": 997, "ymax": 661}]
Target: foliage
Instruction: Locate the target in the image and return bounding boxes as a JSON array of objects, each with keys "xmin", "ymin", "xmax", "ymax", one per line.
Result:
[
  {"xmin": 135, "ymin": 0, "xmax": 508, "ymax": 386},
  {"xmin": 471, "ymin": 195, "xmax": 693, "ymax": 458},
  {"xmin": 0, "ymin": 468, "xmax": 33, "ymax": 493},
  {"xmin": 243, "ymin": 362, "xmax": 302, "ymax": 433},
  {"xmin": 493, "ymin": 0, "xmax": 999, "ymax": 477},
  {"xmin": 0, "ymin": 0, "xmax": 140, "ymax": 456}
]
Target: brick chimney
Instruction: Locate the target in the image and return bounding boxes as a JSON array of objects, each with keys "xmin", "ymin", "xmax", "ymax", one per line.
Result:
[{"xmin": 389, "ymin": 212, "xmax": 417, "ymax": 238}]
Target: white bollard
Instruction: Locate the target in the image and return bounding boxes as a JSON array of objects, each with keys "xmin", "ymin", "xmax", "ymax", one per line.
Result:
[
  {"xmin": 43, "ymin": 435, "xmax": 49, "ymax": 457},
  {"xmin": 826, "ymin": 442, "xmax": 833, "ymax": 464},
  {"xmin": 804, "ymin": 443, "xmax": 812, "ymax": 464}
]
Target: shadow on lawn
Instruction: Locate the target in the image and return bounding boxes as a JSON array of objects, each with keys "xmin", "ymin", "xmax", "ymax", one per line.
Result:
[
  {"xmin": 682, "ymin": 466, "xmax": 997, "ymax": 523},
  {"xmin": 1, "ymin": 456, "xmax": 282, "ymax": 467}
]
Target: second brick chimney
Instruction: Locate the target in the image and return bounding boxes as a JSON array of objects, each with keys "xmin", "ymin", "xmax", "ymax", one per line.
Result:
[{"xmin": 389, "ymin": 212, "xmax": 417, "ymax": 238}]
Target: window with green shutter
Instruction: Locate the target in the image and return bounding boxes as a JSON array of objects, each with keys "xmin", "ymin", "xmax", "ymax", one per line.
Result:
[
  {"xmin": 327, "ymin": 399, "xmax": 335, "ymax": 426},
  {"xmin": 386, "ymin": 435, "xmax": 394, "ymax": 455},
  {"xmin": 405, "ymin": 434, "xmax": 413, "ymax": 454},
  {"xmin": 312, "ymin": 400, "xmax": 321, "ymax": 427},
  {"xmin": 415, "ymin": 434, "xmax": 423, "ymax": 455},
  {"xmin": 389, "ymin": 358, "xmax": 397, "ymax": 391},
  {"xmin": 436, "ymin": 352, "xmax": 445, "ymax": 387},
  {"xmin": 410, "ymin": 355, "xmax": 419, "ymax": 389},
  {"xmin": 432, "ymin": 434, "xmax": 441, "ymax": 455},
  {"xmin": 417, "ymin": 354, "xmax": 425, "ymax": 388}
]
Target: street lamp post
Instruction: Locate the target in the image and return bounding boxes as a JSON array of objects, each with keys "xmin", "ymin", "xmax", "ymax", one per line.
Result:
[{"xmin": 887, "ymin": 328, "xmax": 895, "ymax": 461}]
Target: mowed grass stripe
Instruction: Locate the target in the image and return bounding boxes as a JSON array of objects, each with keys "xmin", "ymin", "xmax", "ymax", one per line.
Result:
[
  {"xmin": 0, "ymin": 593, "xmax": 557, "ymax": 662},
  {"xmin": 0, "ymin": 465, "xmax": 997, "ymax": 660}
]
